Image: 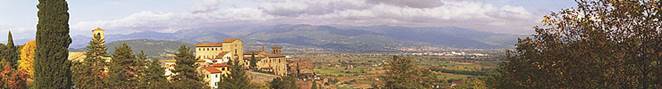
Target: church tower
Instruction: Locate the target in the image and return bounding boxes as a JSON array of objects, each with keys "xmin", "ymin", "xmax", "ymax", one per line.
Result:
[{"xmin": 92, "ymin": 26, "xmax": 105, "ymax": 40}]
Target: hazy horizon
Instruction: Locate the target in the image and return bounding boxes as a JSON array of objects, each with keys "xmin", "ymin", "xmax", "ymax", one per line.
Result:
[{"xmin": 0, "ymin": 0, "xmax": 575, "ymax": 44}]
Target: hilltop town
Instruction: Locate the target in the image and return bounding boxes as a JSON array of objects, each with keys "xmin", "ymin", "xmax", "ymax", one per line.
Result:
[{"xmin": 61, "ymin": 27, "xmax": 501, "ymax": 89}]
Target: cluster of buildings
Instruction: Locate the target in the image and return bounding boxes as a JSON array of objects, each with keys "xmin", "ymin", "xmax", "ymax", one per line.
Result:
[
  {"xmin": 71, "ymin": 27, "xmax": 299, "ymax": 89},
  {"xmin": 156, "ymin": 38, "xmax": 291, "ymax": 88}
]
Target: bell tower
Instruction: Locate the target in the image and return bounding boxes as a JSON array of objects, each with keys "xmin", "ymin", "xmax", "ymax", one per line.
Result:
[{"xmin": 92, "ymin": 26, "xmax": 105, "ymax": 40}]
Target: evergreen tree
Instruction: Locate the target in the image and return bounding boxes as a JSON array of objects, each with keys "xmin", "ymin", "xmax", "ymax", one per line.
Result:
[
  {"xmin": 6, "ymin": 31, "xmax": 18, "ymax": 69},
  {"xmin": 249, "ymin": 53, "xmax": 257, "ymax": 70},
  {"xmin": 144, "ymin": 55, "xmax": 168, "ymax": 89},
  {"xmin": 135, "ymin": 51, "xmax": 153, "ymax": 89},
  {"xmin": 269, "ymin": 76, "xmax": 297, "ymax": 89},
  {"xmin": 73, "ymin": 34, "xmax": 107, "ymax": 89},
  {"xmin": 172, "ymin": 45, "xmax": 207, "ymax": 89},
  {"xmin": 0, "ymin": 43, "xmax": 7, "ymax": 67},
  {"xmin": 219, "ymin": 59, "xmax": 253, "ymax": 89},
  {"xmin": 108, "ymin": 43, "xmax": 138, "ymax": 88},
  {"xmin": 381, "ymin": 56, "xmax": 429, "ymax": 89},
  {"xmin": 34, "ymin": 0, "xmax": 73, "ymax": 88}
]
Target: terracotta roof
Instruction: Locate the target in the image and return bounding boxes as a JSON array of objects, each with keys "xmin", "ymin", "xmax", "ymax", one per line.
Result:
[
  {"xmin": 195, "ymin": 42, "xmax": 223, "ymax": 47},
  {"xmin": 217, "ymin": 52, "xmax": 229, "ymax": 57},
  {"xmin": 210, "ymin": 63, "xmax": 229, "ymax": 67},
  {"xmin": 223, "ymin": 38, "xmax": 240, "ymax": 43},
  {"xmin": 206, "ymin": 67, "xmax": 222, "ymax": 73}
]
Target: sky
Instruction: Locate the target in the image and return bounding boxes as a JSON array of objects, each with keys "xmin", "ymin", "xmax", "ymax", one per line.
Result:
[{"xmin": 0, "ymin": 0, "xmax": 576, "ymax": 44}]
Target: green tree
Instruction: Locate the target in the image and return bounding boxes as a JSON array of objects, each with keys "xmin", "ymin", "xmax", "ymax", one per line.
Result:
[
  {"xmin": 249, "ymin": 52, "xmax": 257, "ymax": 70},
  {"xmin": 494, "ymin": 0, "xmax": 661, "ymax": 89},
  {"xmin": 6, "ymin": 31, "xmax": 18, "ymax": 69},
  {"xmin": 219, "ymin": 59, "xmax": 253, "ymax": 89},
  {"xmin": 454, "ymin": 77, "xmax": 487, "ymax": 89},
  {"xmin": 269, "ymin": 76, "xmax": 298, "ymax": 89},
  {"xmin": 381, "ymin": 56, "xmax": 430, "ymax": 89},
  {"xmin": 172, "ymin": 45, "xmax": 207, "ymax": 89},
  {"xmin": 73, "ymin": 33, "xmax": 108, "ymax": 89},
  {"xmin": 143, "ymin": 54, "xmax": 168, "ymax": 89},
  {"xmin": 135, "ymin": 51, "xmax": 148, "ymax": 89},
  {"xmin": 108, "ymin": 43, "xmax": 138, "ymax": 88},
  {"xmin": 0, "ymin": 43, "xmax": 7, "ymax": 67},
  {"xmin": 218, "ymin": 60, "xmax": 254, "ymax": 89},
  {"xmin": 34, "ymin": 0, "xmax": 73, "ymax": 88}
]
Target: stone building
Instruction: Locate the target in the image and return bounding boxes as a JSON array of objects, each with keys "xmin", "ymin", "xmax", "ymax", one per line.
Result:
[
  {"xmin": 194, "ymin": 38, "xmax": 246, "ymax": 66},
  {"xmin": 245, "ymin": 46, "xmax": 288, "ymax": 76},
  {"xmin": 195, "ymin": 38, "xmax": 246, "ymax": 88}
]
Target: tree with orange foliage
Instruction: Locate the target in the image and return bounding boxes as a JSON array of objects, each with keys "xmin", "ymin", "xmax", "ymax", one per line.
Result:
[{"xmin": 1, "ymin": 64, "xmax": 28, "ymax": 89}]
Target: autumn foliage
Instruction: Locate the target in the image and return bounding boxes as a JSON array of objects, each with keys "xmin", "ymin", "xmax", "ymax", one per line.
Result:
[{"xmin": 1, "ymin": 64, "xmax": 28, "ymax": 89}]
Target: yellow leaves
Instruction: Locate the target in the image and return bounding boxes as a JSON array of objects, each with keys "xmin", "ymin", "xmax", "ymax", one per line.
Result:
[{"xmin": 18, "ymin": 40, "xmax": 36, "ymax": 79}]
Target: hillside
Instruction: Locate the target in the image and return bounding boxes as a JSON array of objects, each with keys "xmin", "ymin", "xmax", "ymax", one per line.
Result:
[
  {"xmin": 106, "ymin": 39, "xmax": 193, "ymax": 57},
  {"xmin": 69, "ymin": 24, "xmax": 520, "ymax": 52}
]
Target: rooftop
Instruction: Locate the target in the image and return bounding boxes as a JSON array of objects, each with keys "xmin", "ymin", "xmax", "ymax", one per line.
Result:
[
  {"xmin": 217, "ymin": 52, "xmax": 229, "ymax": 57},
  {"xmin": 210, "ymin": 63, "xmax": 229, "ymax": 67},
  {"xmin": 195, "ymin": 42, "xmax": 223, "ymax": 47},
  {"xmin": 223, "ymin": 38, "xmax": 241, "ymax": 43},
  {"xmin": 206, "ymin": 67, "xmax": 222, "ymax": 73}
]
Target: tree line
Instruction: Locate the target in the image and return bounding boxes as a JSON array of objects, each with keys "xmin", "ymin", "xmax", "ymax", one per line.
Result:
[{"xmin": 489, "ymin": 0, "xmax": 661, "ymax": 89}]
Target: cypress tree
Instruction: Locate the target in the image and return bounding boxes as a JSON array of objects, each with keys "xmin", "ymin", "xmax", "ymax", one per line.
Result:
[
  {"xmin": 172, "ymin": 45, "xmax": 207, "ymax": 89},
  {"xmin": 249, "ymin": 53, "xmax": 257, "ymax": 70},
  {"xmin": 219, "ymin": 58, "xmax": 253, "ymax": 89},
  {"xmin": 108, "ymin": 43, "xmax": 138, "ymax": 88},
  {"xmin": 6, "ymin": 31, "xmax": 18, "ymax": 69},
  {"xmin": 73, "ymin": 34, "xmax": 108, "ymax": 89},
  {"xmin": 34, "ymin": 0, "xmax": 73, "ymax": 88}
]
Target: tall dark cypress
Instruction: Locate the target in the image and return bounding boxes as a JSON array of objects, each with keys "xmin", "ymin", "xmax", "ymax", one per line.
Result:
[
  {"xmin": 6, "ymin": 31, "xmax": 18, "ymax": 69},
  {"xmin": 34, "ymin": 0, "xmax": 73, "ymax": 88}
]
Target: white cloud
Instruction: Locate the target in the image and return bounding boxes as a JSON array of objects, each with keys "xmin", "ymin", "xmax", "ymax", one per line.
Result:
[
  {"xmin": 73, "ymin": 0, "xmax": 539, "ymax": 35},
  {"xmin": 366, "ymin": 0, "xmax": 443, "ymax": 8}
]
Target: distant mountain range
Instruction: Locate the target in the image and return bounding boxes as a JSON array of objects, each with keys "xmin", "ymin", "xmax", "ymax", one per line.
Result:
[{"xmin": 70, "ymin": 24, "xmax": 522, "ymax": 53}]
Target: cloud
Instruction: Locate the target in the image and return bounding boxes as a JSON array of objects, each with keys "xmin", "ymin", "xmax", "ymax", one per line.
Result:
[
  {"xmin": 73, "ymin": 0, "xmax": 539, "ymax": 35},
  {"xmin": 0, "ymin": 25, "xmax": 36, "ymax": 44},
  {"xmin": 366, "ymin": 0, "xmax": 443, "ymax": 8}
]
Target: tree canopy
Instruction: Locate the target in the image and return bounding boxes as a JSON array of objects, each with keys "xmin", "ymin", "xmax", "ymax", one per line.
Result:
[{"xmin": 493, "ymin": 0, "xmax": 661, "ymax": 88}]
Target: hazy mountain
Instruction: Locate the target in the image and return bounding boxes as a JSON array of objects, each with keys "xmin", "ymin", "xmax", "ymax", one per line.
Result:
[
  {"xmin": 70, "ymin": 24, "xmax": 520, "ymax": 52},
  {"xmin": 106, "ymin": 39, "xmax": 193, "ymax": 57}
]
